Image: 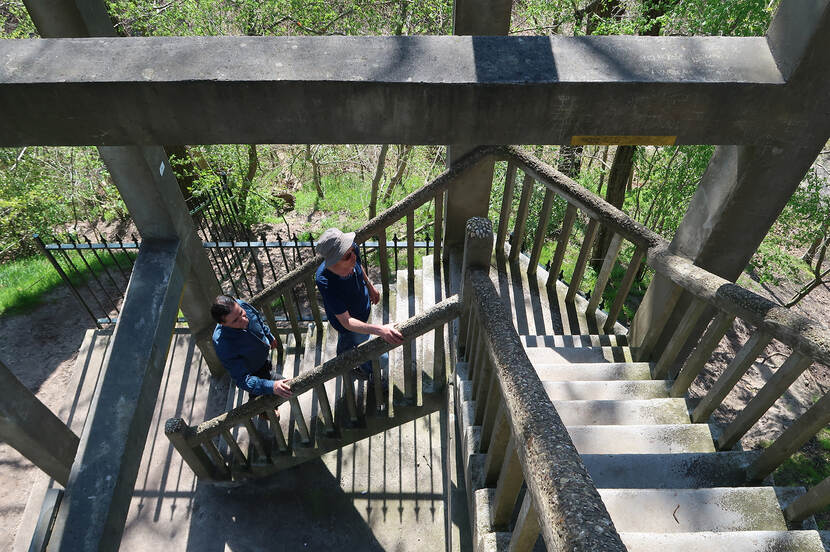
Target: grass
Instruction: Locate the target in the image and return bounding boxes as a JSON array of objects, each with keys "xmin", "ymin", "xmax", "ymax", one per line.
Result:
[
  {"xmin": 767, "ymin": 428, "xmax": 830, "ymax": 528},
  {"xmin": 0, "ymin": 249, "xmax": 133, "ymax": 317}
]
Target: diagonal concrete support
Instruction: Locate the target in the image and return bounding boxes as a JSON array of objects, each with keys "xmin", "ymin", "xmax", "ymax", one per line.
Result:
[
  {"xmin": 22, "ymin": 0, "xmax": 223, "ymax": 375},
  {"xmin": 98, "ymin": 146, "xmax": 223, "ymax": 375},
  {"xmin": 49, "ymin": 239, "xmax": 185, "ymax": 552},
  {"xmin": 631, "ymin": 0, "xmax": 830, "ymax": 352},
  {"xmin": 0, "ymin": 359, "xmax": 79, "ymax": 486}
]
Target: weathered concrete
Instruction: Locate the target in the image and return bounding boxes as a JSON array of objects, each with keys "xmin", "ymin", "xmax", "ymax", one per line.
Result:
[
  {"xmin": 619, "ymin": 531, "xmax": 827, "ymax": 552},
  {"xmin": 0, "ymin": 359, "xmax": 78, "ymax": 486},
  {"xmin": 23, "ymin": 0, "xmax": 224, "ymax": 376},
  {"xmin": 444, "ymin": 146, "xmax": 497, "ymax": 251},
  {"xmin": 50, "ymin": 239, "xmax": 185, "ymax": 552},
  {"xmin": 631, "ymin": 0, "xmax": 830, "ymax": 356},
  {"xmin": 98, "ymin": 147, "xmax": 223, "ymax": 375},
  {"xmin": 0, "ymin": 35, "xmax": 806, "ymax": 147}
]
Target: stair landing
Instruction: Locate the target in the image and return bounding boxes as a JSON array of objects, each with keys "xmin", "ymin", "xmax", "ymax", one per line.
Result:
[{"xmin": 17, "ymin": 325, "xmax": 461, "ymax": 552}]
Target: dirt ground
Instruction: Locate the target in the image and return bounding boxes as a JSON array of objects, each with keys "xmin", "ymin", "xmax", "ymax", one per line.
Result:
[{"xmin": 2, "ymin": 227, "xmax": 830, "ymax": 547}]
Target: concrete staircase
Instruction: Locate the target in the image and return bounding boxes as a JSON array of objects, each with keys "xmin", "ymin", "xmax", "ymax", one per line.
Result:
[
  {"xmin": 457, "ymin": 255, "xmax": 830, "ymax": 551},
  {"xmin": 222, "ymin": 254, "xmax": 449, "ymax": 479}
]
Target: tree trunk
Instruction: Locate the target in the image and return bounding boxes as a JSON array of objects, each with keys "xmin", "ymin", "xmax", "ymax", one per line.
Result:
[
  {"xmin": 592, "ymin": 145, "xmax": 635, "ymax": 271},
  {"xmin": 237, "ymin": 144, "xmax": 258, "ymax": 222},
  {"xmin": 558, "ymin": 145, "xmax": 583, "ymax": 179},
  {"xmin": 305, "ymin": 145, "xmax": 324, "ymax": 199},
  {"xmin": 382, "ymin": 145, "xmax": 412, "ymax": 202},
  {"xmin": 369, "ymin": 144, "xmax": 389, "ymax": 219}
]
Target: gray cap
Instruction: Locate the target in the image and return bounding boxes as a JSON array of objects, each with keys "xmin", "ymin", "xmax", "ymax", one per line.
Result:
[{"xmin": 317, "ymin": 228, "xmax": 356, "ymax": 267}]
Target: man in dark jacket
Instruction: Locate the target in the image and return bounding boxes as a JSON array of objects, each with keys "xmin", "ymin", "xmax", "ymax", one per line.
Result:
[{"xmin": 211, "ymin": 295, "xmax": 293, "ymax": 398}]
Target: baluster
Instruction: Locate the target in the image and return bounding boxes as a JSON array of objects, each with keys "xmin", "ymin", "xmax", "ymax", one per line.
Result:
[
  {"xmin": 670, "ymin": 311, "xmax": 735, "ymax": 395},
  {"xmin": 305, "ymin": 275, "xmax": 324, "ymax": 332},
  {"xmin": 478, "ymin": 367, "xmax": 501, "ymax": 444},
  {"xmin": 546, "ymin": 204, "xmax": 577, "ymax": 290},
  {"xmin": 495, "ymin": 162, "xmax": 517, "ymax": 254},
  {"xmin": 692, "ymin": 331, "xmax": 772, "ymax": 422},
  {"xmin": 484, "ymin": 405, "xmax": 509, "ymax": 481},
  {"xmin": 718, "ymin": 352, "xmax": 812, "ymax": 451},
  {"xmin": 371, "ymin": 358, "xmax": 385, "ymax": 411},
  {"xmin": 565, "ymin": 218, "xmax": 600, "ymax": 302},
  {"xmin": 315, "ymin": 384, "xmax": 336, "ymax": 434},
  {"xmin": 434, "ymin": 190, "xmax": 444, "ymax": 266},
  {"xmin": 220, "ymin": 428, "xmax": 247, "ymax": 467},
  {"xmin": 343, "ymin": 371, "xmax": 359, "ymax": 424},
  {"xmin": 404, "ymin": 336, "xmax": 416, "ymax": 402},
  {"xmin": 587, "ymin": 232, "xmax": 624, "ymax": 315},
  {"xmin": 164, "ymin": 419, "xmax": 216, "ymax": 480},
  {"xmin": 378, "ymin": 227, "xmax": 391, "ymax": 297},
  {"xmin": 510, "ymin": 491, "xmax": 541, "ymax": 552},
  {"xmin": 652, "ymin": 297, "xmax": 709, "ymax": 380},
  {"xmin": 474, "ymin": 354, "xmax": 494, "ymax": 423},
  {"xmin": 406, "ymin": 211, "xmax": 416, "ymax": 288},
  {"xmin": 527, "ymin": 188, "xmax": 555, "ymax": 275},
  {"xmin": 748, "ymin": 391, "xmax": 830, "ymax": 480},
  {"xmin": 603, "ymin": 245, "xmax": 645, "ymax": 333},
  {"xmin": 243, "ymin": 418, "xmax": 269, "ymax": 461},
  {"xmin": 634, "ymin": 278, "xmax": 684, "ymax": 361},
  {"xmin": 491, "ymin": 437, "xmax": 523, "ymax": 528},
  {"xmin": 260, "ymin": 302, "xmax": 284, "ymax": 359},
  {"xmin": 202, "ymin": 439, "xmax": 231, "ymax": 479},
  {"xmin": 290, "ymin": 397, "xmax": 312, "ymax": 445},
  {"xmin": 509, "ymin": 172, "xmax": 534, "ymax": 262},
  {"xmin": 785, "ymin": 476, "xmax": 830, "ymax": 523},
  {"xmin": 283, "ymin": 291, "xmax": 303, "ymax": 347},
  {"xmin": 265, "ymin": 409, "xmax": 288, "ymax": 452},
  {"xmin": 469, "ymin": 322, "xmax": 485, "ymax": 389},
  {"xmin": 393, "ymin": 233, "xmax": 399, "ymax": 272}
]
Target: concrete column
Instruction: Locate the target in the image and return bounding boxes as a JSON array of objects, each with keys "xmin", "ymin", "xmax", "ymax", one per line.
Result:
[
  {"xmin": 631, "ymin": 0, "xmax": 830, "ymax": 350},
  {"xmin": 24, "ymin": 0, "xmax": 223, "ymax": 376},
  {"xmin": 98, "ymin": 147, "xmax": 223, "ymax": 375},
  {"xmin": 0, "ymin": 359, "xmax": 79, "ymax": 486},
  {"xmin": 444, "ymin": 0, "xmax": 512, "ymax": 250},
  {"xmin": 50, "ymin": 239, "xmax": 185, "ymax": 552}
]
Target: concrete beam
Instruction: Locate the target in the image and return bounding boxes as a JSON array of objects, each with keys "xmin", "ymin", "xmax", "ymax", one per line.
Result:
[
  {"xmin": 49, "ymin": 239, "xmax": 185, "ymax": 552},
  {"xmin": 0, "ymin": 35, "xmax": 806, "ymax": 147},
  {"xmin": 0, "ymin": 359, "xmax": 79, "ymax": 486}
]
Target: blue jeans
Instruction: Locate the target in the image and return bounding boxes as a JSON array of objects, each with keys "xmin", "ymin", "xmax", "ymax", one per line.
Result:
[{"xmin": 336, "ymin": 330, "xmax": 387, "ymax": 378}]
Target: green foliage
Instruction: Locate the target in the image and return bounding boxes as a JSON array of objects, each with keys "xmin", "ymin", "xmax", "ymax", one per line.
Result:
[
  {"xmin": 0, "ymin": 147, "xmax": 126, "ymax": 260},
  {"xmin": 0, "ymin": 2, "xmax": 36, "ymax": 38}
]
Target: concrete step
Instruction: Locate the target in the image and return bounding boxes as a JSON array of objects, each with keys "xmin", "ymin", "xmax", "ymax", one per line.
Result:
[
  {"xmin": 567, "ymin": 424, "xmax": 716, "ymax": 454},
  {"xmin": 552, "ymin": 398, "xmax": 691, "ymax": 426},
  {"xmin": 542, "ymin": 380, "xmax": 671, "ymax": 400},
  {"xmin": 525, "ymin": 345, "xmax": 636, "ymax": 364},
  {"xmin": 520, "ymin": 334, "xmax": 628, "ymax": 348},
  {"xmin": 534, "ymin": 362, "xmax": 653, "ymax": 381},
  {"xmin": 619, "ymin": 531, "xmax": 828, "ymax": 552},
  {"xmin": 582, "ymin": 451, "xmax": 762, "ymax": 489},
  {"xmin": 599, "ymin": 487, "xmax": 803, "ymax": 533}
]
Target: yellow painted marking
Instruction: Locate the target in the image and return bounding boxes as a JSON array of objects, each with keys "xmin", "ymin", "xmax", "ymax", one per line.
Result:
[{"xmin": 571, "ymin": 135, "xmax": 677, "ymax": 146}]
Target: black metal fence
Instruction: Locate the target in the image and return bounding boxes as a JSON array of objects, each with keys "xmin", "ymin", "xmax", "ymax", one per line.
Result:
[{"xmin": 35, "ymin": 229, "xmax": 434, "ymax": 329}]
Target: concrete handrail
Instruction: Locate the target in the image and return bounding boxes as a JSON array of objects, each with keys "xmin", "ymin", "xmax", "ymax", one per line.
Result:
[
  {"xmin": 248, "ymin": 145, "xmax": 498, "ymax": 310},
  {"xmin": 185, "ymin": 294, "xmax": 461, "ymax": 444},
  {"xmin": 467, "ymin": 267, "xmax": 625, "ymax": 551}
]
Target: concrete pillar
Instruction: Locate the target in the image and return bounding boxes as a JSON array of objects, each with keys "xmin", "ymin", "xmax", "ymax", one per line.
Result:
[
  {"xmin": 444, "ymin": 0, "xmax": 512, "ymax": 250},
  {"xmin": 98, "ymin": 147, "xmax": 223, "ymax": 375},
  {"xmin": 0, "ymin": 359, "xmax": 79, "ymax": 486},
  {"xmin": 23, "ymin": 0, "xmax": 223, "ymax": 375},
  {"xmin": 50, "ymin": 239, "xmax": 185, "ymax": 552},
  {"xmin": 631, "ymin": 0, "xmax": 830, "ymax": 350}
]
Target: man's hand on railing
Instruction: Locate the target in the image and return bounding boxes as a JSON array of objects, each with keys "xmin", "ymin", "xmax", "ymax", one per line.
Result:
[
  {"xmin": 378, "ymin": 324, "xmax": 404, "ymax": 345},
  {"xmin": 272, "ymin": 378, "xmax": 293, "ymax": 398}
]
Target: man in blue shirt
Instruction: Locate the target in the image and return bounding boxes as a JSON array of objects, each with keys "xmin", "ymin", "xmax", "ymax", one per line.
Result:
[
  {"xmin": 211, "ymin": 296, "xmax": 293, "ymax": 398},
  {"xmin": 315, "ymin": 228, "xmax": 403, "ymax": 379}
]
